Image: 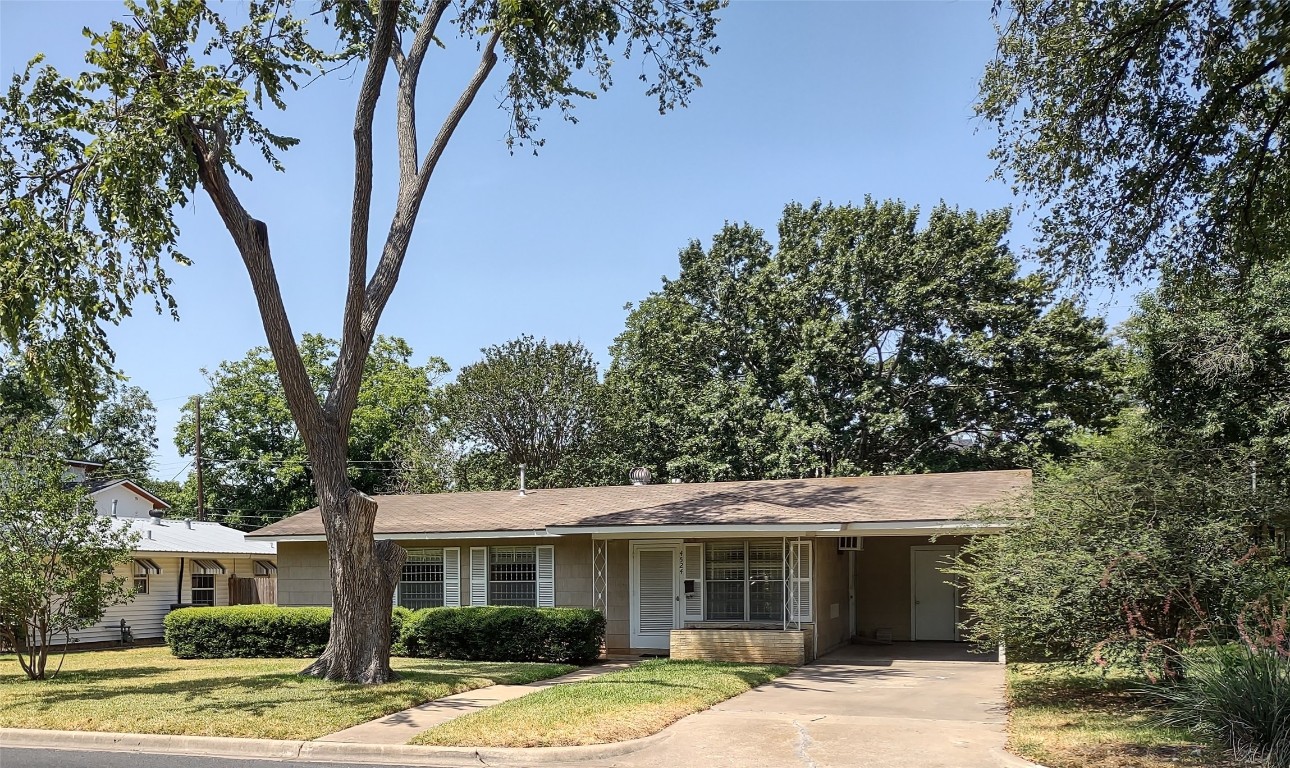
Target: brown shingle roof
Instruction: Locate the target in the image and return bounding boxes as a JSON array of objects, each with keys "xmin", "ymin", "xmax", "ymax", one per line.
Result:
[{"xmin": 248, "ymin": 469, "xmax": 1030, "ymax": 538}]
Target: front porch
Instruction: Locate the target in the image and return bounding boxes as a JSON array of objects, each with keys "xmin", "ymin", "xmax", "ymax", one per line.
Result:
[
  {"xmin": 593, "ymin": 536, "xmax": 826, "ymax": 663},
  {"xmin": 593, "ymin": 533, "xmax": 976, "ymax": 664}
]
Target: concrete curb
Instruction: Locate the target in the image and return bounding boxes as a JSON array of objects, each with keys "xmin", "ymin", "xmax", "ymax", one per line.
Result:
[
  {"xmin": 991, "ymin": 747, "xmax": 1048, "ymax": 768},
  {"xmin": 0, "ymin": 727, "xmax": 671, "ymax": 765}
]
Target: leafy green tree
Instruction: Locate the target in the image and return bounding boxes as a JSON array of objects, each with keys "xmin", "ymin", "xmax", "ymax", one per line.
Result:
[
  {"xmin": 429, "ymin": 336, "xmax": 620, "ymax": 490},
  {"xmin": 1125, "ymin": 261, "xmax": 1290, "ymax": 487},
  {"xmin": 980, "ymin": 0, "xmax": 1290, "ymax": 283},
  {"xmin": 175, "ymin": 335, "xmax": 445, "ymax": 528},
  {"xmin": 0, "ymin": 358, "xmax": 158, "ymax": 479},
  {"xmin": 143, "ymin": 478, "xmax": 196, "ymax": 518},
  {"xmin": 606, "ymin": 199, "xmax": 1121, "ymax": 481},
  {"xmin": 1, "ymin": 0, "xmax": 723, "ymax": 683},
  {"xmin": 0, "ymin": 420, "xmax": 137, "ymax": 680},
  {"xmin": 951, "ymin": 414, "xmax": 1290, "ymax": 679}
]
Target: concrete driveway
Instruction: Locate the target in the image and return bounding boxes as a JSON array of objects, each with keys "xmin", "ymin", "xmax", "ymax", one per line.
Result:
[{"xmin": 613, "ymin": 643, "xmax": 1027, "ymax": 768}]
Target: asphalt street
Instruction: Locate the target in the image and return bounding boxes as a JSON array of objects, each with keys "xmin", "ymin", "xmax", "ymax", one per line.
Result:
[{"xmin": 0, "ymin": 749, "xmax": 457, "ymax": 768}]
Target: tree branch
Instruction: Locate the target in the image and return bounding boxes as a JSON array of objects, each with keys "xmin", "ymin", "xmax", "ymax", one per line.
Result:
[
  {"xmin": 359, "ymin": 29, "xmax": 502, "ymax": 355},
  {"xmin": 396, "ymin": 0, "xmax": 451, "ymax": 185},
  {"xmin": 184, "ymin": 123, "xmax": 325, "ymax": 445},
  {"xmin": 330, "ymin": 0, "xmax": 401, "ymax": 436}
]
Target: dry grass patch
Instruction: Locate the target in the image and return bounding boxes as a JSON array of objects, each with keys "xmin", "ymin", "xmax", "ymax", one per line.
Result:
[
  {"xmin": 1007, "ymin": 663, "xmax": 1233, "ymax": 768},
  {"xmin": 410, "ymin": 659, "xmax": 788, "ymax": 747},
  {"xmin": 0, "ymin": 647, "xmax": 572, "ymax": 740}
]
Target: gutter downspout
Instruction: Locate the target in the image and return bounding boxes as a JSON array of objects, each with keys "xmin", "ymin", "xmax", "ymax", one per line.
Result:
[{"xmin": 176, "ymin": 558, "xmax": 185, "ymax": 605}]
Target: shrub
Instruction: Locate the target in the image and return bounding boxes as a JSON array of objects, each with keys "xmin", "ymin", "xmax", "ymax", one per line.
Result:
[
  {"xmin": 164, "ymin": 606, "xmax": 331, "ymax": 659},
  {"xmin": 1149, "ymin": 646, "xmax": 1290, "ymax": 768},
  {"xmin": 391, "ymin": 606, "xmax": 414, "ymax": 657},
  {"xmin": 400, "ymin": 606, "xmax": 604, "ymax": 664}
]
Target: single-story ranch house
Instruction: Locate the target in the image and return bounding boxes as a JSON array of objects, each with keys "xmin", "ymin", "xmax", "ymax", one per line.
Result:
[{"xmin": 249, "ymin": 469, "xmax": 1028, "ymax": 663}]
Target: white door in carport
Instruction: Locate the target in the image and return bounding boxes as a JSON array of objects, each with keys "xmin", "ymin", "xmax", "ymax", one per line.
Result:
[{"xmin": 911, "ymin": 546, "xmax": 958, "ymax": 641}]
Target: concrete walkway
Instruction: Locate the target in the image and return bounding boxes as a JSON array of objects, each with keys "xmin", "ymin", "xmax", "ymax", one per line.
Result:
[
  {"xmin": 613, "ymin": 643, "xmax": 1026, "ymax": 768},
  {"xmin": 317, "ymin": 661, "xmax": 635, "ymax": 745}
]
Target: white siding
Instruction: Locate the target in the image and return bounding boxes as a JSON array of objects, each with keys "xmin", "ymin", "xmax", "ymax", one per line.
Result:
[
  {"xmin": 92, "ymin": 486, "xmax": 157, "ymax": 519},
  {"xmin": 58, "ymin": 555, "xmax": 275, "ymax": 646}
]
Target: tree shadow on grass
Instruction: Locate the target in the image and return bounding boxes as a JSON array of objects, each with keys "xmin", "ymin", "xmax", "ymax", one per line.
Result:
[
  {"xmin": 2, "ymin": 665, "xmax": 172, "ymax": 688},
  {"xmin": 1009, "ymin": 669, "xmax": 1148, "ymax": 712},
  {"xmin": 11, "ymin": 669, "xmax": 501, "ymax": 719}
]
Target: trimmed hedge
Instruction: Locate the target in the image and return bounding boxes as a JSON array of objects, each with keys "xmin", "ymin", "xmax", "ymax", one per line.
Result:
[
  {"xmin": 164, "ymin": 604, "xmax": 605, "ymax": 664},
  {"xmin": 401, "ymin": 606, "xmax": 605, "ymax": 664},
  {"xmin": 164, "ymin": 606, "xmax": 331, "ymax": 659},
  {"xmin": 391, "ymin": 606, "xmax": 414, "ymax": 656}
]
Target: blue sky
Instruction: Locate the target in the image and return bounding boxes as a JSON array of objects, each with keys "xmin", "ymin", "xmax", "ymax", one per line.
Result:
[{"xmin": 1, "ymin": 1, "xmax": 1136, "ymax": 479}]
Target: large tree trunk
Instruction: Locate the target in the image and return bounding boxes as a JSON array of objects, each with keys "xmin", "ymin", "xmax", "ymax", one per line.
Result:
[{"xmin": 301, "ymin": 443, "xmax": 406, "ymax": 684}]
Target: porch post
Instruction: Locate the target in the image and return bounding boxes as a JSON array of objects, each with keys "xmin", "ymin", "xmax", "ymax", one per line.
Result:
[
  {"xmin": 592, "ymin": 539, "xmax": 608, "ymax": 613},
  {"xmin": 781, "ymin": 537, "xmax": 788, "ymax": 631}
]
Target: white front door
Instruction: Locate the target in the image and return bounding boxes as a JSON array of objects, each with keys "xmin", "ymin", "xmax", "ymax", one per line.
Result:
[
  {"xmin": 911, "ymin": 546, "xmax": 958, "ymax": 641},
  {"xmin": 631, "ymin": 544, "xmax": 681, "ymax": 649}
]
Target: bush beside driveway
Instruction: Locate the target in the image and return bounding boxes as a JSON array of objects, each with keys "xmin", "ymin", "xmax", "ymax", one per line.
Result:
[{"xmin": 0, "ymin": 647, "xmax": 573, "ymax": 740}]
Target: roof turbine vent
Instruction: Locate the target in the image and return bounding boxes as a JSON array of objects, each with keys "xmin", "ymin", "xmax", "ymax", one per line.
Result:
[{"xmin": 629, "ymin": 467, "xmax": 652, "ymax": 486}]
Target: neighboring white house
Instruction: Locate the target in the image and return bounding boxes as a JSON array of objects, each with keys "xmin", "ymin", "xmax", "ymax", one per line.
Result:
[{"xmin": 60, "ymin": 462, "xmax": 278, "ymax": 646}]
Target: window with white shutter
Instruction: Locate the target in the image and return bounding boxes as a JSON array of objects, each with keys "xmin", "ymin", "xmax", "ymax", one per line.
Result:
[
  {"xmin": 399, "ymin": 548, "xmax": 444, "ymax": 609},
  {"xmin": 699, "ymin": 540, "xmax": 813, "ymax": 623},
  {"xmin": 536, "ymin": 545, "xmax": 555, "ymax": 607},
  {"xmin": 683, "ymin": 543, "xmax": 704, "ymax": 622},
  {"xmin": 469, "ymin": 547, "xmax": 488, "ymax": 606},
  {"xmin": 443, "ymin": 547, "xmax": 461, "ymax": 607}
]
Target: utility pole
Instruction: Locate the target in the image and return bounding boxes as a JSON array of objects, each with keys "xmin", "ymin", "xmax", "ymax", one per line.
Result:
[{"xmin": 195, "ymin": 395, "xmax": 205, "ymax": 522}]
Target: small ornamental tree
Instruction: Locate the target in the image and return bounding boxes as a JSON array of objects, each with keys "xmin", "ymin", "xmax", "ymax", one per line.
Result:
[{"xmin": 0, "ymin": 422, "xmax": 137, "ymax": 680}]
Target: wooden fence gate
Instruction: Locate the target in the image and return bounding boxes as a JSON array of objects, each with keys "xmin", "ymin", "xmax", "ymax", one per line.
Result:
[{"xmin": 229, "ymin": 576, "xmax": 277, "ymax": 605}]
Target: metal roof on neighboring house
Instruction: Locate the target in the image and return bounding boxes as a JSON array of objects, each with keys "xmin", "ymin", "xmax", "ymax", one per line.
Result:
[
  {"xmin": 248, "ymin": 469, "xmax": 1031, "ymax": 540},
  {"xmin": 115, "ymin": 517, "xmax": 276, "ymax": 556}
]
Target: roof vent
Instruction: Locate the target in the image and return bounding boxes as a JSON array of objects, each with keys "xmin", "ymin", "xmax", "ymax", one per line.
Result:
[
  {"xmin": 148, "ymin": 509, "xmax": 163, "ymax": 526},
  {"xmin": 629, "ymin": 467, "xmax": 652, "ymax": 486},
  {"xmin": 185, "ymin": 518, "xmax": 193, "ymax": 529},
  {"xmin": 518, "ymin": 464, "xmax": 527, "ymax": 497}
]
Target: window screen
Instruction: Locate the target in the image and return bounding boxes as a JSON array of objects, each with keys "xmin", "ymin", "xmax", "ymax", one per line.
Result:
[
  {"xmin": 704, "ymin": 542, "xmax": 746, "ymax": 620},
  {"xmin": 191, "ymin": 574, "xmax": 215, "ymax": 606},
  {"xmin": 748, "ymin": 541, "xmax": 784, "ymax": 621},
  {"xmin": 488, "ymin": 547, "xmax": 537, "ymax": 606},
  {"xmin": 400, "ymin": 548, "xmax": 445, "ymax": 609},
  {"xmin": 702, "ymin": 541, "xmax": 808, "ymax": 622}
]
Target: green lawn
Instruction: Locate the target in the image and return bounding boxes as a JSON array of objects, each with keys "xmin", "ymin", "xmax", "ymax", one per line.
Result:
[
  {"xmin": 411, "ymin": 658, "xmax": 789, "ymax": 748},
  {"xmin": 1007, "ymin": 663, "xmax": 1231, "ymax": 768},
  {"xmin": 0, "ymin": 647, "xmax": 573, "ymax": 740}
]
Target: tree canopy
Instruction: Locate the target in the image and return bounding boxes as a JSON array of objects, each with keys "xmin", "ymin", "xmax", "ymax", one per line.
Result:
[
  {"xmin": 0, "ymin": 358, "xmax": 158, "ymax": 480},
  {"xmin": 174, "ymin": 334, "xmax": 444, "ymax": 527},
  {"xmin": 605, "ymin": 199, "xmax": 1122, "ymax": 481},
  {"xmin": 980, "ymin": 0, "xmax": 1290, "ymax": 284},
  {"xmin": 1125, "ymin": 261, "xmax": 1290, "ymax": 490},
  {"xmin": 424, "ymin": 335, "xmax": 617, "ymax": 490}
]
